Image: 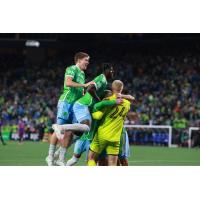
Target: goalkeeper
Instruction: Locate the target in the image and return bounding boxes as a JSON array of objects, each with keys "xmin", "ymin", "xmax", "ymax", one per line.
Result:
[{"xmin": 66, "ymin": 90, "xmax": 123, "ymax": 166}]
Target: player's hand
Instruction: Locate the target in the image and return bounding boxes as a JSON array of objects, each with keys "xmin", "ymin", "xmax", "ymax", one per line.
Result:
[
  {"xmin": 116, "ymin": 98, "xmax": 123, "ymax": 105},
  {"xmin": 84, "ymin": 81, "xmax": 95, "ymax": 88},
  {"xmin": 126, "ymin": 95, "xmax": 136, "ymax": 101},
  {"xmin": 116, "ymin": 93, "xmax": 122, "ymax": 98}
]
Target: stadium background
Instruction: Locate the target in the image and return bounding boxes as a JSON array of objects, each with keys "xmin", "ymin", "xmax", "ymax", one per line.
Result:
[{"xmin": 0, "ymin": 33, "xmax": 200, "ymax": 165}]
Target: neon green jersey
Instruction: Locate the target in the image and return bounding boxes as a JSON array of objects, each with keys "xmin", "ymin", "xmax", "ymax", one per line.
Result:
[
  {"xmin": 97, "ymin": 94, "xmax": 131, "ymax": 142},
  {"xmin": 76, "ymin": 74, "xmax": 107, "ymax": 106},
  {"xmin": 59, "ymin": 65, "xmax": 85, "ymax": 103},
  {"xmin": 80, "ymin": 99, "xmax": 116, "ymax": 141}
]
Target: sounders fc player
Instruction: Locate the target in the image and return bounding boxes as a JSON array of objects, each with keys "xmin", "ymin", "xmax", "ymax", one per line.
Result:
[{"xmin": 46, "ymin": 52, "xmax": 95, "ymax": 166}]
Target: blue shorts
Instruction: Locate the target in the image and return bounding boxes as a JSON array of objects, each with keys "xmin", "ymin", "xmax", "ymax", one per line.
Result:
[
  {"xmin": 73, "ymin": 102, "xmax": 92, "ymax": 124},
  {"xmin": 56, "ymin": 101, "xmax": 75, "ymax": 125},
  {"xmin": 119, "ymin": 129, "xmax": 130, "ymax": 159},
  {"xmin": 74, "ymin": 139, "xmax": 91, "ymax": 157}
]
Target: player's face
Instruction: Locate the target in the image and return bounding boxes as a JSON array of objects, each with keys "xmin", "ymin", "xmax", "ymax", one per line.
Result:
[
  {"xmin": 106, "ymin": 66, "xmax": 114, "ymax": 79},
  {"xmin": 110, "ymin": 66, "xmax": 114, "ymax": 79},
  {"xmin": 79, "ymin": 56, "xmax": 90, "ymax": 70}
]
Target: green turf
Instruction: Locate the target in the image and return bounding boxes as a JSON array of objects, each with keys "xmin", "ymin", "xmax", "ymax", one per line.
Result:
[{"xmin": 0, "ymin": 141, "xmax": 200, "ymax": 166}]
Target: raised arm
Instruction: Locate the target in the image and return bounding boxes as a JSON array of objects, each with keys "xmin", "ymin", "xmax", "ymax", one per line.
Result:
[{"xmin": 86, "ymin": 85, "xmax": 101, "ymax": 101}]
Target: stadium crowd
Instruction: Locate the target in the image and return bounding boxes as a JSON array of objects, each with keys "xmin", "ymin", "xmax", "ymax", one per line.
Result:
[{"xmin": 0, "ymin": 50, "xmax": 200, "ymax": 145}]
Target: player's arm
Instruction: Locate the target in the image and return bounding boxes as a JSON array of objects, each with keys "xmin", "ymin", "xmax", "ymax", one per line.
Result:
[
  {"xmin": 92, "ymin": 99, "xmax": 123, "ymax": 120},
  {"xmin": 93, "ymin": 99, "xmax": 123, "ymax": 112},
  {"xmin": 65, "ymin": 67, "xmax": 94, "ymax": 88},
  {"xmin": 66, "ymin": 76, "xmax": 94, "ymax": 88},
  {"xmin": 117, "ymin": 94, "xmax": 136, "ymax": 103},
  {"xmin": 86, "ymin": 85, "xmax": 101, "ymax": 101}
]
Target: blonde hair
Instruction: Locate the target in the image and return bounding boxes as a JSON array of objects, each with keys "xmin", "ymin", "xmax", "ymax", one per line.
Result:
[{"xmin": 112, "ymin": 80, "xmax": 124, "ymax": 93}]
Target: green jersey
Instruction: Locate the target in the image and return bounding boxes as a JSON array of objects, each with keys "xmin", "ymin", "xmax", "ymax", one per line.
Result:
[
  {"xmin": 59, "ymin": 65, "xmax": 85, "ymax": 103},
  {"xmin": 80, "ymin": 99, "xmax": 116, "ymax": 141},
  {"xmin": 77, "ymin": 74, "xmax": 107, "ymax": 106}
]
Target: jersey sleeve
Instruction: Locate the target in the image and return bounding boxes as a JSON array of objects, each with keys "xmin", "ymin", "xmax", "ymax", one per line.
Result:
[
  {"xmin": 93, "ymin": 99, "xmax": 116, "ymax": 112},
  {"xmin": 65, "ymin": 67, "xmax": 76, "ymax": 78},
  {"xmin": 93, "ymin": 75, "xmax": 103, "ymax": 90}
]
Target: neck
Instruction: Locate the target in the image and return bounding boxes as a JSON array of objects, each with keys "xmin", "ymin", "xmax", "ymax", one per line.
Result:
[
  {"xmin": 112, "ymin": 90, "xmax": 121, "ymax": 94},
  {"xmin": 76, "ymin": 64, "xmax": 83, "ymax": 71}
]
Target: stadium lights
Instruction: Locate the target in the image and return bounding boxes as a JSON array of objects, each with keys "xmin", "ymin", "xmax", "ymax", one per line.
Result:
[{"xmin": 25, "ymin": 40, "xmax": 40, "ymax": 47}]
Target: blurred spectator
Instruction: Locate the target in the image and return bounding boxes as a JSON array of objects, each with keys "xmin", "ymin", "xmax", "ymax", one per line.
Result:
[
  {"xmin": 18, "ymin": 117, "xmax": 25, "ymax": 143},
  {"xmin": 0, "ymin": 47, "xmax": 200, "ymax": 145}
]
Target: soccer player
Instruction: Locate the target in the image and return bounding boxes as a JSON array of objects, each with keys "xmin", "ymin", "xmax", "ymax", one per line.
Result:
[
  {"xmin": 0, "ymin": 119, "xmax": 6, "ymax": 145},
  {"xmin": 54, "ymin": 63, "xmax": 114, "ymax": 132},
  {"xmin": 88, "ymin": 80, "xmax": 131, "ymax": 166},
  {"xmin": 46, "ymin": 52, "xmax": 94, "ymax": 166},
  {"xmin": 53, "ymin": 64, "xmax": 114, "ymax": 165},
  {"xmin": 66, "ymin": 90, "xmax": 123, "ymax": 166}
]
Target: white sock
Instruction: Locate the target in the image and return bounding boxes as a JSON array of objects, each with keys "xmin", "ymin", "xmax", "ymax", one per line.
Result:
[
  {"xmin": 48, "ymin": 144, "xmax": 56, "ymax": 160},
  {"xmin": 54, "ymin": 147, "xmax": 61, "ymax": 158},
  {"xmin": 66, "ymin": 155, "xmax": 79, "ymax": 166},
  {"xmin": 58, "ymin": 147, "xmax": 67, "ymax": 162},
  {"xmin": 57, "ymin": 123, "xmax": 90, "ymax": 132}
]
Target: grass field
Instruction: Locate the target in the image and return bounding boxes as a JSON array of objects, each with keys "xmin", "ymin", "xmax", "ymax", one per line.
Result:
[{"xmin": 0, "ymin": 141, "xmax": 200, "ymax": 166}]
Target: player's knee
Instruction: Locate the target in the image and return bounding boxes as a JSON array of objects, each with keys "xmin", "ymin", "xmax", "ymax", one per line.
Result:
[{"xmin": 81, "ymin": 120, "xmax": 91, "ymax": 127}]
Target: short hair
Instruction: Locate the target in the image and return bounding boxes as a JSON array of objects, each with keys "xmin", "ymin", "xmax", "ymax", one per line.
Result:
[
  {"xmin": 102, "ymin": 63, "xmax": 113, "ymax": 72},
  {"xmin": 112, "ymin": 80, "xmax": 124, "ymax": 92},
  {"xmin": 74, "ymin": 52, "xmax": 89, "ymax": 63},
  {"xmin": 103, "ymin": 90, "xmax": 112, "ymax": 98}
]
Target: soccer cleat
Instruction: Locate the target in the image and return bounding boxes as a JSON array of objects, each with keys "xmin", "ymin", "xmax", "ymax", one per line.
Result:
[
  {"xmin": 45, "ymin": 156, "xmax": 54, "ymax": 166},
  {"xmin": 55, "ymin": 160, "xmax": 66, "ymax": 166},
  {"xmin": 66, "ymin": 158, "xmax": 78, "ymax": 166}
]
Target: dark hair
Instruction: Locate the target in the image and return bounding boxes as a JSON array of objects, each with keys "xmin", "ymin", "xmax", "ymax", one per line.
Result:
[
  {"xmin": 102, "ymin": 63, "xmax": 113, "ymax": 72},
  {"xmin": 74, "ymin": 52, "xmax": 89, "ymax": 63}
]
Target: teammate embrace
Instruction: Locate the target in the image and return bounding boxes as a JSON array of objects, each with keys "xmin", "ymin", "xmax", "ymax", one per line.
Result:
[{"xmin": 46, "ymin": 52, "xmax": 134, "ymax": 166}]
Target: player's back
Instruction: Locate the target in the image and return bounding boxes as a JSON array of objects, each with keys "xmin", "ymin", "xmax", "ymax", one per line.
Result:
[{"xmin": 97, "ymin": 95, "xmax": 130, "ymax": 142}]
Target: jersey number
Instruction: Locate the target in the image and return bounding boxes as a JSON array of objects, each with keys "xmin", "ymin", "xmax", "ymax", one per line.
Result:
[{"xmin": 109, "ymin": 106, "xmax": 126, "ymax": 119}]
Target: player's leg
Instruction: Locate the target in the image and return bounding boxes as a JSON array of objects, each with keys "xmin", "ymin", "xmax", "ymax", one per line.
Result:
[
  {"xmin": 46, "ymin": 101, "xmax": 71, "ymax": 166},
  {"xmin": 85, "ymin": 140, "xmax": 91, "ymax": 163},
  {"xmin": 87, "ymin": 134, "xmax": 105, "ymax": 166},
  {"xmin": 118, "ymin": 129, "xmax": 130, "ymax": 166},
  {"xmin": 73, "ymin": 102, "xmax": 92, "ymax": 129},
  {"xmin": 55, "ymin": 130, "xmax": 73, "ymax": 166},
  {"xmin": 55, "ymin": 103, "xmax": 92, "ymax": 133},
  {"xmin": 106, "ymin": 141, "xmax": 120, "ymax": 166},
  {"xmin": 118, "ymin": 158, "xmax": 128, "ymax": 166},
  {"xmin": 54, "ymin": 146, "xmax": 61, "ymax": 159},
  {"xmin": 87, "ymin": 150, "xmax": 99, "ymax": 166},
  {"xmin": 66, "ymin": 139, "xmax": 88, "ymax": 166},
  {"xmin": 87, "ymin": 136, "xmax": 100, "ymax": 166},
  {"xmin": 107, "ymin": 155, "xmax": 118, "ymax": 166},
  {"xmin": 55, "ymin": 108, "xmax": 81, "ymax": 166},
  {"xmin": 98, "ymin": 150, "xmax": 108, "ymax": 166}
]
